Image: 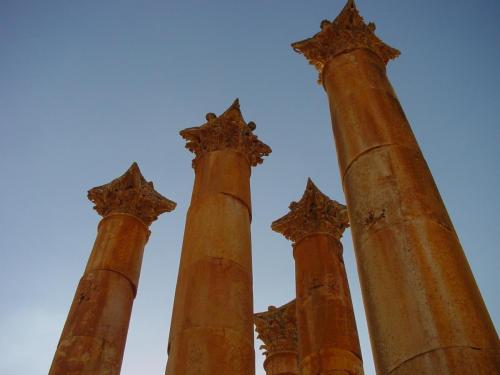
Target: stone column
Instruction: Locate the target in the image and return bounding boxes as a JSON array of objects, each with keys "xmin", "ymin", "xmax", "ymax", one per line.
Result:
[
  {"xmin": 292, "ymin": 2, "xmax": 499, "ymax": 374},
  {"xmin": 272, "ymin": 179, "xmax": 363, "ymax": 375},
  {"xmin": 255, "ymin": 301, "xmax": 299, "ymax": 375},
  {"xmin": 50, "ymin": 163, "xmax": 176, "ymax": 375},
  {"xmin": 166, "ymin": 99, "xmax": 271, "ymax": 375}
]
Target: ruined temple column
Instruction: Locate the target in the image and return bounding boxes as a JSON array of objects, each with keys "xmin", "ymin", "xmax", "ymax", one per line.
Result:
[
  {"xmin": 255, "ymin": 301, "xmax": 299, "ymax": 375},
  {"xmin": 166, "ymin": 99, "xmax": 271, "ymax": 375},
  {"xmin": 292, "ymin": 1, "xmax": 499, "ymax": 374},
  {"xmin": 50, "ymin": 163, "xmax": 176, "ymax": 375},
  {"xmin": 272, "ymin": 179, "xmax": 363, "ymax": 375}
]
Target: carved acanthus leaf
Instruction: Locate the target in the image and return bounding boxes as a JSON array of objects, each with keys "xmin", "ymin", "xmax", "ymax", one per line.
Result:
[
  {"xmin": 292, "ymin": 0, "xmax": 400, "ymax": 83},
  {"xmin": 88, "ymin": 163, "xmax": 176, "ymax": 226},
  {"xmin": 272, "ymin": 179, "xmax": 349, "ymax": 243},
  {"xmin": 180, "ymin": 99, "xmax": 271, "ymax": 168},
  {"xmin": 254, "ymin": 300, "xmax": 297, "ymax": 357}
]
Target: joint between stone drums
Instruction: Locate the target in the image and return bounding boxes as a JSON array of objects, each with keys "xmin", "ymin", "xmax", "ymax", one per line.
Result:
[
  {"xmin": 263, "ymin": 350, "xmax": 299, "ymax": 373},
  {"xmin": 168, "ymin": 325, "xmax": 256, "ymax": 350},
  {"xmin": 356, "ymin": 215, "xmax": 456, "ymax": 251},
  {"xmin": 98, "ymin": 212, "xmax": 151, "ymax": 238},
  {"xmin": 193, "ymin": 148, "xmax": 254, "ymax": 174},
  {"xmin": 292, "ymin": 233, "xmax": 343, "ymax": 258},
  {"xmin": 188, "ymin": 190, "xmax": 252, "ymax": 221},
  {"xmin": 340, "ymin": 143, "xmax": 457, "ymax": 241},
  {"xmin": 220, "ymin": 191, "xmax": 253, "ymax": 222},
  {"xmin": 321, "ymin": 48, "xmax": 389, "ymax": 91},
  {"xmin": 85, "ymin": 267, "xmax": 139, "ymax": 298},
  {"xmin": 191, "ymin": 149, "xmax": 254, "ymax": 219},
  {"xmin": 264, "ymin": 350, "xmax": 298, "ymax": 362},
  {"xmin": 340, "ymin": 143, "xmax": 396, "ymax": 184},
  {"xmin": 300, "ymin": 347, "xmax": 364, "ymax": 375},
  {"xmin": 340, "ymin": 142, "xmax": 457, "ymax": 235},
  {"xmin": 387, "ymin": 345, "xmax": 500, "ymax": 374}
]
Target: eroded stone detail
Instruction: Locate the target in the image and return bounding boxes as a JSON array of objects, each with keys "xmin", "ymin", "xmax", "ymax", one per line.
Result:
[
  {"xmin": 255, "ymin": 300, "xmax": 298, "ymax": 358},
  {"xmin": 180, "ymin": 99, "xmax": 271, "ymax": 168},
  {"xmin": 292, "ymin": 0, "xmax": 400, "ymax": 82},
  {"xmin": 88, "ymin": 162, "xmax": 176, "ymax": 226},
  {"xmin": 272, "ymin": 179, "xmax": 349, "ymax": 243}
]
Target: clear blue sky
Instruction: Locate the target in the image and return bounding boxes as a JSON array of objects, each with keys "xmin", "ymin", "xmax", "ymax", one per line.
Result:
[{"xmin": 1, "ymin": 1, "xmax": 499, "ymax": 374}]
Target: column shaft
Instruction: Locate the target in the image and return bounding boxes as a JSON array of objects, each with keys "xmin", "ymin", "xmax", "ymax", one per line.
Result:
[
  {"xmin": 166, "ymin": 150, "xmax": 255, "ymax": 375},
  {"xmin": 264, "ymin": 352, "xmax": 299, "ymax": 375},
  {"xmin": 271, "ymin": 180, "xmax": 363, "ymax": 375},
  {"xmin": 294, "ymin": 234, "xmax": 363, "ymax": 375},
  {"xmin": 49, "ymin": 213, "xmax": 149, "ymax": 375},
  {"xmin": 323, "ymin": 48, "xmax": 499, "ymax": 374}
]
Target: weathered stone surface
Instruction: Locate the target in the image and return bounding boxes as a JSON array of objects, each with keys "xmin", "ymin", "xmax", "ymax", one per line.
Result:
[
  {"xmin": 293, "ymin": 2, "xmax": 499, "ymax": 373},
  {"xmin": 190, "ymin": 149, "xmax": 253, "ymax": 218},
  {"xmin": 272, "ymin": 180, "xmax": 363, "ymax": 375},
  {"xmin": 50, "ymin": 164, "xmax": 175, "ymax": 375},
  {"xmin": 294, "ymin": 234, "xmax": 363, "ymax": 375},
  {"xmin": 263, "ymin": 352, "xmax": 299, "ymax": 375},
  {"xmin": 255, "ymin": 301, "xmax": 298, "ymax": 357},
  {"xmin": 167, "ymin": 327, "xmax": 256, "ymax": 375},
  {"xmin": 292, "ymin": 0, "xmax": 399, "ymax": 83},
  {"xmin": 300, "ymin": 348, "xmax": 364, "ymax": 375},
  {"xmin": 255, "ymin": 301, "xmax": 299, "ymax": 375},
  {"xmin": 86, "ymin": 214, "xmax": 150, "ymax": 294},
  {"xmin": 88, "ymin": 162, "xmax": 176, "ymax": 226},
  {"xmin": 180, "ymin": 98, "xmax": 271, "ymax": 168},
  {"xmin": 166, "ymin": 101, "xmax": 270, "ymax": 375},
  {"xmin": 169, "ymin": 254, "xmax": 254, "ymax": 344},
  {"xmin": 51, "ymin": 270, "xmax": 134, "ymax": 375},
  {"xmin": 386, "ymin": 346, "xmax": 500, "ymax": 375},
  {"xmin": 271, "ymin": 179, "xmax": 349, "ymax": 243},
  {"xmin": 180, "ymin": 192, "xmax": 253, "ymax": 271}
]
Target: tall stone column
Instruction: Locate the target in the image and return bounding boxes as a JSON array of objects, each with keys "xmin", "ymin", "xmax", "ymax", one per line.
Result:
[
  {"xmin": 255, "ymin": 301, "xmax": 299, "ymax": 375},
  {"xmin": 292, "ymin": 2, "xmax": 499, "ymax": 374},
  {"xmin": 50, "ymin": 163, "xmax": 176, "ymax": 375},
  {"xmin": 166, "ymin": 99, "xmax": 271, "ymax": 375},
  {"xmin": 272, "ymin": 179, "xmax": 363, "ymax": 375}
]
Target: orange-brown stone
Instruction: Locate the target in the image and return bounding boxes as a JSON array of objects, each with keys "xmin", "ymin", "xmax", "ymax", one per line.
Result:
[
  {"xmin": 264, "ymin": 352, "xmax": 299, "ymax": 375},
  {"xmin": 49, "ymin": 163, "xmax": 175, "ymax": 375},
  {"xmin": 292, "ymin": 2, "xmax": 500, "ymax": 374},
  {"xmin": 166, "ymin": 100, "xmax": 271, "ymax": 375},
  {"xmin": 255, "ymin": 301, "xmax": 299, "ymax": 375},
  {"xmin": 272, "ymin": 180, "xmax": 363, "ymax": 375},
  {"xmin": 294, "ymin": 234, "xmax": 362, "ymax": 375}
]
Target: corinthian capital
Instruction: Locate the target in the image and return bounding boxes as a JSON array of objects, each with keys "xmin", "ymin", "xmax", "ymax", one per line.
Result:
[
  {"xmin": 272, "ymin": 179, "xmax": 349, "ymax": 243},
  {"xmin": 88, "ymin": 163, "xmax": 176, "ymax": 226},
  {"xmin": 254, "ymin": 300, "xmax": 297, "ymax": 358},
  {"xmin": 180, "ymin": 99, "xmax": 271, "ymax": 168},
  {"xmin": 292, "ymin": 0, "xmax": 400, "ymax": 82}
]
